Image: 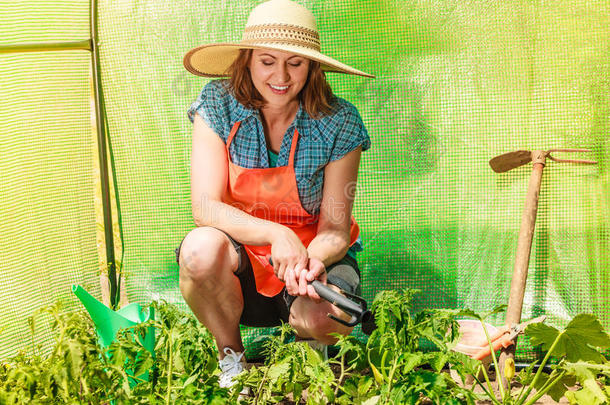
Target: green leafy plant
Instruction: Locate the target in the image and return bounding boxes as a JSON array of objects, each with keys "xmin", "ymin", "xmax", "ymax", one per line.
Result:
[
  {"xmin": 123, "ymin": 301, "xmax": 227, "ymax": 404},
  {"xmin": 363, "ymin": 290, "xmax": 479, "ymax": 404},
  {"xmin": 524, "ymin": 314, "xmax": 610, "ymax": 405},
  {"xmin": 2, "ymin": 291, "xmax": 608, "ymax": 404},
  {"xmin": 234, "ymin": 289, "xmax": 479, "ymax": 404},
  {"xmin": 460, "ymin": 313, "xmax": 610, "ymax": 405},
  {"xmin": 233, "ymin": 323, "xmax": 336, "ymax": 404},
  {"xmin": 0, "ymin": 302, "xmax": 133, "ymax": 404},
  {"xmin": 0, "ymin": 301, "xmax": 228, "ymax": 404}
]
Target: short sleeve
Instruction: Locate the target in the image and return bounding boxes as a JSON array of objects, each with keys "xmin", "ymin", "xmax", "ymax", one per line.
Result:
[
  {"xmin": 329, "ymin": 102, "xmax": 371, "ymax": 162},
  {"xmin": 186, "ymin": 80, "xmax": 230, "ymax": 142}
]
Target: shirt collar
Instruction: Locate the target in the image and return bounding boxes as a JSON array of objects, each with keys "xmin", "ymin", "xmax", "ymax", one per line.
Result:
[
  {"xmin": 237, "ymin": 100, "xmax": 310, "ymax": 137},
  {"xmin": 289, "ymin": 102, "xmax": 310, "ymax": 137},
  {"xmin": 233, "ymin": 100, "xmax": 256, "ymax": 122}
]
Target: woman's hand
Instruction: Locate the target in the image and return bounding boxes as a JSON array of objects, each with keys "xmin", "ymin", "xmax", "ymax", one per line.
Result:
[
  {"xmin": 284, "ymin": 257, "xmax": 326, "ymax": 301},
  {"xmin": 269, "ymin": 225, "xmax": 308, "ymax": 285}
]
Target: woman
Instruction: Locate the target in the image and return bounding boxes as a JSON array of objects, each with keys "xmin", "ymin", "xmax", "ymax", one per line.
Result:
[{"xmin": 176, "ymin": 0, "xmax": 373, "ymax": 388}]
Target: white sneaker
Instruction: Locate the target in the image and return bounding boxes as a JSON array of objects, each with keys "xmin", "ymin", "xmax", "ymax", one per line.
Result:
[{"xmin": 218, "ymin": 347, "xmax": 250, "ymax": 395}]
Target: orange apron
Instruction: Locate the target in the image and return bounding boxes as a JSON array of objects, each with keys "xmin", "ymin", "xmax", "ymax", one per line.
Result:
[{"xmin": 222, "ymin": 121, "xmax": 361, "ymax": 297}]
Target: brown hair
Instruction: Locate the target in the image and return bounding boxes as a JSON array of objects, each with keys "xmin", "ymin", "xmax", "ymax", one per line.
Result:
[{"xmin": 227, "ymin": 49, "xmax": 335, "ymax": 119}]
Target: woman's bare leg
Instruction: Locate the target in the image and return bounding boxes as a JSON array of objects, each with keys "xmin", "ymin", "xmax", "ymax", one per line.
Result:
[
  {"xmin": 178, "ymin": 226, "xmax": 244, "ymax": 357},
  {"xmin": 289, "ymin": 286, "xmax": 354, "ymax": 345}
]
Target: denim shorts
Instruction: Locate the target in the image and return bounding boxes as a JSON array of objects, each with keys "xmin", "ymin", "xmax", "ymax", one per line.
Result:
[{"xmin": 175, "ymin": 229, "xmax": 361, "ymax": 328}]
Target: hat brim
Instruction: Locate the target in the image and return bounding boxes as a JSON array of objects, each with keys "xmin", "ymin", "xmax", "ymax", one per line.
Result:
[{"xmin": 183, "ymin": 42, "xmax": 374, "ymax": 78}]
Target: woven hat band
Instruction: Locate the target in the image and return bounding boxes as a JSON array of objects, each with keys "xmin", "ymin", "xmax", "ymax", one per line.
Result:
[{"xmin": 241, "ymin": 24, "xmax": 321, "ymax": 52}]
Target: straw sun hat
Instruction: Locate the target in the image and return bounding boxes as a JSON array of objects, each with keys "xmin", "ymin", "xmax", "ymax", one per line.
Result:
[{"xmin": 183, "ymin": 0, "xmax": 374, "ymax": 78}]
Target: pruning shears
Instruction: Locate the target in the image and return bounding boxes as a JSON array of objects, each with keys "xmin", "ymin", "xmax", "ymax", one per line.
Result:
[
  {"xmin": 268, "ymin": 257, "xmax": 372, "ymax": 328},
  {"xmin": 471, "ymin": 315, "xmax": 546, "ymax": 360}
]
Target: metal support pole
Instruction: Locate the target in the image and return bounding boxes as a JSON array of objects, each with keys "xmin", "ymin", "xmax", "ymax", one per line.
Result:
[
  {"xmin": 0, "ymin": 40, "xmax": 91, "ymax": 54},
  {"xmin": 90, "ymin": 0, "xmax": 119, "ymax": 308}
]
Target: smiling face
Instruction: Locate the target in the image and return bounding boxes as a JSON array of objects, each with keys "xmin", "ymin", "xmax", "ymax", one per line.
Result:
[{"xmin": 248, "ymin": 49, "xmax": 311, "ymax": 109}]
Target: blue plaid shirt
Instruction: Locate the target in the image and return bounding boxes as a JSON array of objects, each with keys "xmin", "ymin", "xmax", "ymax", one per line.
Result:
[{"xmin": 187, "ymin": 80, "xmax": 370, "ymax": 252}]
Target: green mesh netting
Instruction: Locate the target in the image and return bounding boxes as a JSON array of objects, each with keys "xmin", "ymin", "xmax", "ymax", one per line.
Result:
[
  {"xmin": 97, "ymin": 0, "xmax": 610, "ymax": 360},
  {"xmin": 1, "ymin": 0, "xmax": 609, "ymax": 361},
  {"xmin": 0, "ymin": 0, "xmax": 101, "ymax": 359},
  {"xmin": 0, "ymin": 52, "xmax": 102, "ymax": 359}
]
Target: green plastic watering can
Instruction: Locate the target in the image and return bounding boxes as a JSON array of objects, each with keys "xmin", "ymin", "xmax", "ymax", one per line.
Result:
[{"xmin": 72, "ymin": 284, "xmax": 155, "ymax": 384}]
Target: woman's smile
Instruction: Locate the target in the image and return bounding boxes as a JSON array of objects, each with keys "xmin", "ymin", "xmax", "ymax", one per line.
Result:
[{"xmin": 268, "ymin": 83, "xmax": 291, "ymax": 94}]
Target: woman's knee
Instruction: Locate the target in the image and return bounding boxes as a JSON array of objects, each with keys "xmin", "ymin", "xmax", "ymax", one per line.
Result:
[{"xmin": 178, "ymin": 227, "xmax": 238, "ymax": 284}]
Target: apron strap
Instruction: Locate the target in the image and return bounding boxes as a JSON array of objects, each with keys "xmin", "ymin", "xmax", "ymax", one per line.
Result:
[
  {"xmin": 226, "ymin": 121, "xmax": 242, "ymax": 152},
  {"xmin": 287, "ymin": 128, "xmax": 299, "ymax": 167}
]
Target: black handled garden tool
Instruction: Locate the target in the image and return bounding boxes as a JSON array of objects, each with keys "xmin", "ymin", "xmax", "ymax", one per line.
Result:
[
  {"xmin": 490, "ymin": 148, "xmax": 596, "ymax": 384},
  {"xmin": 268, "ymin": 257, "xmax": 373, "ymax": 330},
  {"xmin": 310, "ymin": 280, "xmax": 373, "ymax": 328}
]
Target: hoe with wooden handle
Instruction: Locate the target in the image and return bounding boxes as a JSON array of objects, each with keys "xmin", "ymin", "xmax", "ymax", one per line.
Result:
[{"xmin": 489, "ymin": 148, "xmax": 596, "ymax": 386}]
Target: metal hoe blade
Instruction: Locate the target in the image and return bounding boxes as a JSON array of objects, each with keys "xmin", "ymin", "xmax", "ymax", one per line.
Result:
[
  {"xmin": 489, "ymin": 150, "xmax": 533, "ymax": 173},
  {"xmin": 490, "ymin": 148, "xmax": 597, "ymax": 173}
]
